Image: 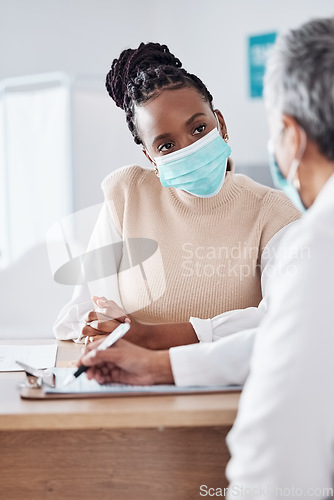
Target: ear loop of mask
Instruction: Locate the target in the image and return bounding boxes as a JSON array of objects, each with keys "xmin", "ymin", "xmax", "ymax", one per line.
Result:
[
  {"xmin": 286, "ymin": 127, "xmax": 307, "ymax": 189},
  {"xmin": 142, "ymin": 147, "xmax": 159, "ymax": 175},
  {"xmin": 215, "ymin": 111, "xmax": 221, "ymax": 134}
]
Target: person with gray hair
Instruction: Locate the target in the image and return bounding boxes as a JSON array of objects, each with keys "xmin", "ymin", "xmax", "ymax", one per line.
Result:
[
  {"xmin": 265, "ymin": 17, "xmax": 334, "ymax": 166},
  {"xmin": 225, "ymin": 17, "xmax": 334, "ymax": 498}
]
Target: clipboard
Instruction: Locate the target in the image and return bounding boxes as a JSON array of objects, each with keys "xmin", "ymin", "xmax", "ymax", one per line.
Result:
[{"xmin": 19, "ymin": 367, "xmax": 243, "ymax": 400}]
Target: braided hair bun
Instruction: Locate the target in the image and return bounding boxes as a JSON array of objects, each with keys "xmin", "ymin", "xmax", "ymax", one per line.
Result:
[
  {"xmin": 106, "ymin": 42, "xmax": 213, "ymax": 144},
  {"xmin": 106, "ymin": 42, "xmax": 182, "ymax": 109}
]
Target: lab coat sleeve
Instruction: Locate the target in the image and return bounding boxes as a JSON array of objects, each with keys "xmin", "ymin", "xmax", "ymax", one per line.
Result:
[
  {"xmin": 169, "ymin": 327, "xmax": 256, "ymax": 386},
  {"xmin": 189, "ymin": 223, "xmax": 295, "ymax": 343},
  {"xmin": 225, "ymin": 217, "xmax": 334, "ymax": 498},
  {"xmin": 53, "ymin": 202, "xmax": 123, "ymax": 342}
]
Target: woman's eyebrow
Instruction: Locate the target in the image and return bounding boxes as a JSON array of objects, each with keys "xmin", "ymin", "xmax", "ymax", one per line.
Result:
[
  {"xmin": 185, "ymin": 112, "xmax": 207, "ymax": 126},
  {"xmin": 152, "ymin": 133, "xmax": 171, "ymax": 148},
  {"xmin": 151, "ymin": 113, "xmax": 207, "ymax": 147}
]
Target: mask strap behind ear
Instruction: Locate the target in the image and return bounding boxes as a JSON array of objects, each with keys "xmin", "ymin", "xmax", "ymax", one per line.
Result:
[
  {"xmin": 142, "ymin": 148, "xmax": 156, "ymax": 165},
  {"xmin": 142, "ymin": 148, "xmax": 159, "ymax": 176},
  {"xmin": 287, "ymin": 127, "xmax": 307, "ymax": 184},
  {"xmin": 215, "ymin": 111, "xmax": 229, "ymax": 142},
  {"xmin": 214, "ymin": 112, "xmax": 221, "ymax": 134}
]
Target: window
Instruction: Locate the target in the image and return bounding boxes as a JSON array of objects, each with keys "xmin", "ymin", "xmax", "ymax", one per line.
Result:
[{"xmin": 0, "ymin": 73, "xmax": 72, "ymax": 268}]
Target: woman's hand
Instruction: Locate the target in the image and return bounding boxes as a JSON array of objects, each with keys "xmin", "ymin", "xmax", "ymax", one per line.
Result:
[
  {"xmin": 81, "ymin": 296, "xmax": 199, "ymax": 349},
  {"xmin": 82, "ymin": 296, "xmax": 133, "ymax": 342},
  {"xmin": 91, "ymin": 296, "xmax": 131, "ymax": 323},
  {"xmin": 77, "ymin": 338, "xmax": 174, "ymax": 385}
]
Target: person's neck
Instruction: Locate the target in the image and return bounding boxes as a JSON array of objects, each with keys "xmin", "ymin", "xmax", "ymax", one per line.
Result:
[{"xmin": 300, "ymin": 142, "xmax": 334, "ymax": 207}]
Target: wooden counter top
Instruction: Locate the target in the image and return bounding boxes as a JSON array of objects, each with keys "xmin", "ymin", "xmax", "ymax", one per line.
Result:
[{"xmin": 0, "ymin": 339, "xmax": 240, "ymax": 431}]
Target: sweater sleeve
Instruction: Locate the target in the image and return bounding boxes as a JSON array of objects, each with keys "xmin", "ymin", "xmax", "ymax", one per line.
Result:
[
  {"xmin": 53, "ymin": 200, "xmax": 123, "ymax": 342},
  {"xmin": 54, "ymin": 166, "xmax": 150, "ymax": 342}
]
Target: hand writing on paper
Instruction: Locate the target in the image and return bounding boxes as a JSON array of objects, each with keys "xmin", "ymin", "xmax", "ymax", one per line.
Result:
[{"xmin": 77, "ymin": 338, "xmax": 174, "ymax": 386}]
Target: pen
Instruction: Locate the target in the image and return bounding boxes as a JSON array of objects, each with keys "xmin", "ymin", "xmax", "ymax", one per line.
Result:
[{"xmin": 62, "ymin": 322, "xmax": 130, "ymax": 387}]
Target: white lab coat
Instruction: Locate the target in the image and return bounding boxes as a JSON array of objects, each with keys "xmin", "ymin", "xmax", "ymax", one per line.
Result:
[{"xmin": 225, "ymin": 174, "xmax": 334, "ymax": 498}]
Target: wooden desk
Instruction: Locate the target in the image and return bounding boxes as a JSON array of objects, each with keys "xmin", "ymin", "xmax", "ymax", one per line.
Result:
[{"xmin": 0, "ymin": 339, "xmax": 240, "ymax": 500}]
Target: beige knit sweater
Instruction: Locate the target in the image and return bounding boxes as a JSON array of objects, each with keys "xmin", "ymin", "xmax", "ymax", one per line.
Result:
[{"xmin": 102, "ymin": 162, "xmax": 300, "ymax": 324}]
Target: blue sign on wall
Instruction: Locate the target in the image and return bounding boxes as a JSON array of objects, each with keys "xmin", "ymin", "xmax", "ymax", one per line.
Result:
[{"xmin": 248, "ymin": 32, "xmax": 277, "ymax": 99}]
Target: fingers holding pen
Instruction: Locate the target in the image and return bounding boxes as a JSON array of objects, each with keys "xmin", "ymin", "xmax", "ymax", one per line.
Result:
[
  {"xmin": 85, "ymin": 364, "xmax": 126, "ymax": 384},
  {"xmin": 78, "ymin": 340, "xmax": 125, "ymax": 369},
  {"xmin": 78, "ymin": 346, "xmax": 121, "ymax": 383},
  {"xmin": 76, "ymin": 338, "xmax": 171, "ymax": 386},
  {"xmin": 85, "ymin": 364, "xmax": 116, "ymax": 384}
]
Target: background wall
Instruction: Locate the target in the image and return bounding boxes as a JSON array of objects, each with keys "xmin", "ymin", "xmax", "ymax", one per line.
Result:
[
  {"xmin": 1, "ymin": 0, "xmax": 334, "ymax": 337},
  {"xmin": 2, "ymin": 0, "xmax": 334, "ymax": 173}
]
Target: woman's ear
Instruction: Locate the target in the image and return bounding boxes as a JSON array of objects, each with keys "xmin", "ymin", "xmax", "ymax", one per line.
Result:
[
  {"xmin": 281, "ymin": 114, "xmax": 303, "ymax": 156},
  {"xmin": 214, "ymin": 109, "xmax": 228, "ymax": 140}
]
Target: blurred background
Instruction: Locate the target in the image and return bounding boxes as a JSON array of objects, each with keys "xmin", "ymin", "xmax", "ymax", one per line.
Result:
[{"xmin": 1, "ymin": 0, "xmax": 333, "ymax": 338}]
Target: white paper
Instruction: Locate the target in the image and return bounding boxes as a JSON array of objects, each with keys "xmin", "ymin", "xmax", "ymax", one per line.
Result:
[
  {"xmin": 0, "ymin": 344, "xmax": 58, "ymax": 371},
  {"xmin": 46, "ymin": 368, "xmax": 242, "ymax": 395}
]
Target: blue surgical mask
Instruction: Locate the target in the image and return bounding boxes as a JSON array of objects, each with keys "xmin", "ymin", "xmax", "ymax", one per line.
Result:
[
  {"xmin": 267, "ymin": 139, "xmax": 306, "ymax": 213},
  {"xmin": 153, "ymin": 127, "xmax": 232, "ymax": 198}
]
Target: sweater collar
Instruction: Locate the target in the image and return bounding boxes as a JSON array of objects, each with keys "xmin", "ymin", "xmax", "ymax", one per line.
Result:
[{"xmin": 168, "ymin": 158, "xmax": 241, "ymax": 213}]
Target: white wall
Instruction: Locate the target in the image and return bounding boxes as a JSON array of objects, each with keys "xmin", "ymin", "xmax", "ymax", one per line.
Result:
[
  {"xmin": 0, "ymin": 0, "xmax": 154, "ymax": 212},
  {"xmin": 1, "ymin": 0, "xmax": 334, "ymax": 336},
  {"xmin": 0, "ymin": 0, "xmax": 151, "ymax": 79},
  {"xmin": 2, "ymin": 0, "xmax": 334, "ymax": 173},
  {"xmin": 70, "ymin": 81, "xmax": 147, "ymax": 211},
  {"xmin": 149, "ymin": 0, "xmax": 334, "ymax": 168}
]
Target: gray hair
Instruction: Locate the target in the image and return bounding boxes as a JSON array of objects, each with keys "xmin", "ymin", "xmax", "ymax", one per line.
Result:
[{"xmin": 264, "ymin": 17, "xmax": 334, "ymax": 161}]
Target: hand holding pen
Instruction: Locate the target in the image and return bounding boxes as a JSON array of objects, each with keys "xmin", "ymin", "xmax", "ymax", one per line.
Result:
[
  {"xmin": 63, "ymin": 322, "xmax": 131, "ymax": 387},
  {"xmin": 75, "ymin": 334, "xmax": 174, "ymax": 386}
]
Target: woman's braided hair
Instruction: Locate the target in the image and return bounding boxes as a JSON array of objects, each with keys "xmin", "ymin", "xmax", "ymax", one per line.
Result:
[{"xmin": 106, "ymin": 42, "xmax": 214, "ymax": 144}]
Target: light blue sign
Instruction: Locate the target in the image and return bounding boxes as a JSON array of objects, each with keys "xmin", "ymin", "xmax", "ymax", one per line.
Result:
[{"xmin": 248, "ymin": 32, "xmax": 277, "ymax": 98}]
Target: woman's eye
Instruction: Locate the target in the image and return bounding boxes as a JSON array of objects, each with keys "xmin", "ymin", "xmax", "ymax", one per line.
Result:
[
  {"xmin": 158, "ymin": 142, "xmax": 174, "ymax": 152},
  {"xmin": 194, "ymin": 124, "xmax": 206, "ymax": 135}
]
